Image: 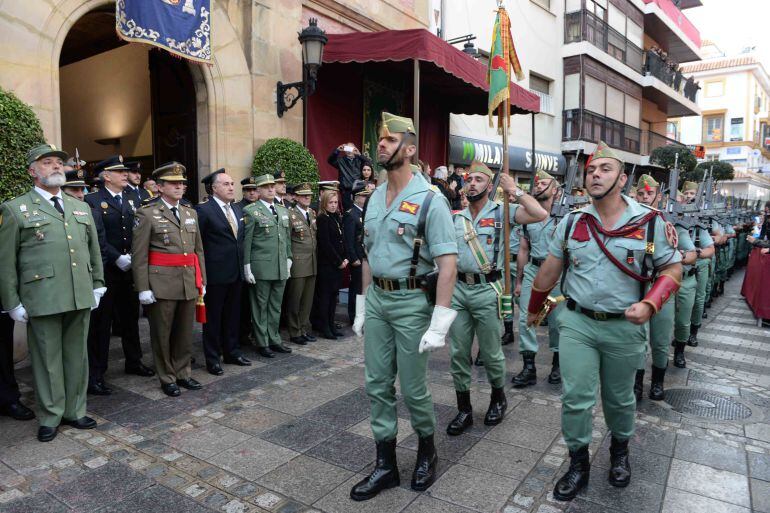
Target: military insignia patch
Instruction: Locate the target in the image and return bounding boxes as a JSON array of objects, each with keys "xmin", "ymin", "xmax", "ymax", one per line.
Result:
[
  {"xmin": 19, "ymin": 204, "xmax": 27, "ymax": 213},
  {"xmin": 399, "ymin": 201, "xmax": 419, "ymax": 215},
  {"xmin": 664, "ymin": 222, "xmax": 678, "ymax": 248},
  {"xmin": 479, "ymin": 218, "xmax": 495, "ymax": 228},
  {"xmin": 101, "ymin": 202, "xmax": 109, "ymax": 210},
  {"xmin": 623, "ymin": 228, "xmax": 646, "ymax": 240}
]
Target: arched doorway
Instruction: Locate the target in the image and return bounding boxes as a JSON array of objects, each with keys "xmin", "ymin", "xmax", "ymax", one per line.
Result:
[{"xmin": 59, "ymin": 4, "xmax": 200, "ymax": 199}]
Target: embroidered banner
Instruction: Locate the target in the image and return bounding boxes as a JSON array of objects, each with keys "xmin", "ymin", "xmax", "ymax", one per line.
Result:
[{"xmin": 116, "ymin": 0, "xmax": 211, "ymax": 63}]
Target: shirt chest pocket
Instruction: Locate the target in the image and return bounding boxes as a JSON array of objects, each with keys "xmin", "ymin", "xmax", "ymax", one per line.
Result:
[
  {"xmin": 613, "ymin": 238, "xmax": 649, "ymax": 274},
  {"xmin": 184, "ymin": 224, "xmax": 197, "ymax": 233},
  {"xmin": 475, "ymin": 225, "xmax": 496, "ymax": 248},
  {"xmin": 22, "ymin": 217, "xmax": 52, "ymax": 243},
  {"xmin": 73, "ymin": 215, "xmax": 91, "ymax": 241},
  {"xmin": 363, "ymin": 208, "xmax": 383, "ymax": 249},
  {"xmin": 389, "ymin": 211, "xmax": 419, "ymax": 244}
]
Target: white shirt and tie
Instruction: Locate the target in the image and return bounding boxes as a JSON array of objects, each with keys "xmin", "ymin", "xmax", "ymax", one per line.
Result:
[
  {"xmin": 35, "ymin": 186, "xmax": 65, "ymax": 216},
  {"xmin": 213, "ymin": 196, "xmax": 238, "ymax": 236}
]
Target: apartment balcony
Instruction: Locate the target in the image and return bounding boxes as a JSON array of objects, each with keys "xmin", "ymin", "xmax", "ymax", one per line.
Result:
[
  {"xmin": 642, "ymin": 0, "xmax": 702, "ymax": 63},
  {"xmin": 530, "ymin": 90, "xmax": 555, "ymax": 116},
  {"xmin": 565, "ymin": 10, "xmax": 643, "ymax": 72}
]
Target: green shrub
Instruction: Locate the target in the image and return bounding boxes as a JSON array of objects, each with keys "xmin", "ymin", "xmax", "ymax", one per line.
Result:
[
  {"xmin": 252, "ymin": 138, "xmax": 320, "ymax": 195},
  {"xmin": 693, "ymin": 160, "xmax": 735, "ymax": 182},
  {"xmin": 0, "ymin": 88, "xmax": 45, "ymax": 202},
  {"xmin": 650, "ymin": 145, "xmax": 697, "ymax": 176}
]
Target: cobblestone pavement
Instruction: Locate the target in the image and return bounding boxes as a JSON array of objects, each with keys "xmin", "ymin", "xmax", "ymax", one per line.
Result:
[{"xmin": 2, "ymin": 270, "xmax": 770, "ymax": 512}]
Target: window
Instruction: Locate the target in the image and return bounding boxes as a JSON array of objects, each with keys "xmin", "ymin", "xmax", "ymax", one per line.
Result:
[
  {"xmin": 564, "ymin": 73, "xmax": 580, "ymax": 110},
  {"xmin": 705, "ymin": 81, "xmax": 724, "ymax": 97},
  {"xmin": 585, "ymin": 75, "xmax": 606, "ymax": 115},
  {"xmin": 626, "ymin": 20, "xmax": 643, "ymax": 48},
  {"xmin": 730, "ymin": 117, "xmax": 744, "ymax": 141},
  {"xmin": 531, "ymin": 0, "xmax": 551, "ymax": 10},
  {"xmin": 703, "ymin": 115, "xmax": 724, "ymax": 143},
  {"xmin": 666, "ymin": 121, "xmax": 679, "ymax": 140},
  {"xmin": 565, "ymin": 0, "xmax": 581, "ymax": 13},
  {"xmin": 586, "ymin": 0, "xmax": 606, "ymax": 19},
  {"xmin": 529, "ymin": 74, "xmax": 551, "ymax": 95},
  {"xmin": 624, "ymin": 96, "xmax": 640, "ymax": 128},
  {"xmin": 607, "ymin": 4, "xmax": 626, "ymax": 35},
  {"xmin": 606, "ymin": 86, "xmax": 624, "ymax": 121}
]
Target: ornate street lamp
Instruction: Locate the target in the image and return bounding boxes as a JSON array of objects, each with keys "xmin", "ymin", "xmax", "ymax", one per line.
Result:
[{"xmin": 276, "ymin": 18, "xmax": 328, "ymax": 117}]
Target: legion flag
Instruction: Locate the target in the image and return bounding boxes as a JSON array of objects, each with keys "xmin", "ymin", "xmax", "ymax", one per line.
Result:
[{"xmin": 487, "ymin": 6, "xmax": 524, "ymax": 131}]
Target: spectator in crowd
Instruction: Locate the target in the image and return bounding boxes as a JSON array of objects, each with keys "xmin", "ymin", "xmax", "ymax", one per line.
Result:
[
  {"xmin": 361, "ymin": 160, "xmax": 377, "ymax": 190},
  {"xmin": 418, "ymin": 160, "xmax": 432, "ymax": 183},
  {"xmin": 328, "ymin": 142, "xmax": 366, "ymax": 211},
  {"xmin": 314, "ymin": 190, "xmax": 348, "ymax": 339},
  {"xmin": 431, "ymin": 165, "xmax": 457, "ymax": 204},
  {"xmin": 343, "ymin": 180, "xmax": 370, "ymax": 324},
  {"xmin": 448, "ymin": 165, "xmax": 464, "ymax": 210},
  {"xmin": 143, "ymin": 179, "xmax": 158, "ymax": 198}
]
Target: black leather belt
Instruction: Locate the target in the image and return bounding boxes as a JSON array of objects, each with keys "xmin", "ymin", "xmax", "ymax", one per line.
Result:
[
  {"xmin": 457, "ymin": 270, "xmax": 501, "ymax": 285},
  {"xmin": 373, "ymin": 276, "xmax": 425, "ymax": 291},
  {"xmin": 566, "ymin": 299, "xmax": 625, "ymax": 321},
  {"xmin": 510, "ymin": 253, "xmax": 518, "ymax": 262},
  {"xmin": 530, "ymin": 257, "xmax": 545, "ymax": 267},
  {"xmin": 687, "ymin": 267, "xmax": 698, "ymax": 277}
]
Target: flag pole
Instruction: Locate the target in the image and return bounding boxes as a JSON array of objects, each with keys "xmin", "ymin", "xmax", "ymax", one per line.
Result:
[{"xmin": 502, "ymin": 98, "xmax": 511, "ymax": 296}]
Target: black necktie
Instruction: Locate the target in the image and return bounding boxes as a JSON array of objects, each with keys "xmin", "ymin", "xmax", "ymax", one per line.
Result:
[
  {"xmin": 306, "ymin": 211, "xmax": 310, "ymax": 224},
  {"xmin": 270, "ymin": 205, "xmax": 278, "ymax": 218},
  {"xmin": 52, "ymin": 196, "xmax": 64, "ymax": 216},
  {"xmin": 171, "ymin": 206, "xmax": 179, "ymax": 222},
  {"xmin": 115, "ymin": 193, "xmax": 122, "ymax": 209}
]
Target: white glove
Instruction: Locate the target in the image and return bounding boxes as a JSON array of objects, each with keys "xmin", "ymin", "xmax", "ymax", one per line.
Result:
[
  {"xmin": 244, "ymin": 264, "xmax": 256, "ymax": 285},
  {"xmin": 202, "ymin": 285, "xmax": 206, "ymax": 297},
  {"xmin": 92, "ymin": 287, "xmax": 107, "ymax": 310},
  {"xmin": 418, "ymin": 305, "xmax": 458, "ymax": 354},
  {"xmin": 138, "ymin": 290, "xmax": 156, "ymax": 305},
  {"xmin": 287, "ymin": 258, "xmax": 293, "ymax": 275},
  {"xmin": 8, "ymin": 304, "xmax": 28, "ymax": 323},
  {"xmin": 115, "ymin": 254, "xmax": 132, "ymax": 272},
  {"xmin": 352, "ymin": 294, "xmax": 366, "ymax": 338}
]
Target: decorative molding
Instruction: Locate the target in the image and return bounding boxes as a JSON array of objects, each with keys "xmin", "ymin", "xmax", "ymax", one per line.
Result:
[{"xmin": 303, "ymin": 0, "xmax": 388, "ymax": 32}]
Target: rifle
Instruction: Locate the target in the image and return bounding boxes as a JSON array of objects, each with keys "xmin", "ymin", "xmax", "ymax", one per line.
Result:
[
  {"xmin": 662, "ymin": 153, "xmax": 699, "ymax": 228},
  {"xmin": 550, "ymin": 150, "xmax": 589, "ymax": 220},
  {"xmin": 621, "ymin": 164, "xmax": 637, "ymax": 196}
]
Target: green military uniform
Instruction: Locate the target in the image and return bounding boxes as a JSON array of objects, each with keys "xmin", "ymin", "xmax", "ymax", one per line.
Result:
[
  {"xmin": 243, "ymin": 175, "xmax": 292, "ymax": 349},
  {"xmin": 132, "ymin": 163, "xmax": 206, "ymax": 387},
  {"xmin": 285, "ymin": 183, "xmax": 317, "ymax": 340},
  {"xmin": 691, "ymin": 227, "xmax": 714, "ymax": 325},
  {"xmin": 0, "ymin": 144, "xmax": 104, "ymax": 428},
  {"xmin": 671, "ymin": 225, "xmax": 697, "ymax": 369}
]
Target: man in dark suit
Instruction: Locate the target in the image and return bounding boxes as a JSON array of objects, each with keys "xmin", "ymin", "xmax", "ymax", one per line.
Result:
[
  {"xmin": 125, "ymin": 161, "xmax": 150, "ymax": 203},
  {"xmin": 0, "ymin": 307, "xmax": 34, "ymax": 421},
  {"xmin": 197, "ymin": 169, "xmax": 251, "ymax": 375},
  {"xmin": 85, "ymin": 156, "xmax": 155, "ymax": 395},
  {"xmin": 343, "ymin": 180, "xmax": 370, "ymax": 324},
  {"xmin": 238, "ymin": 177, "xmax": 259, "ymax": 346}
]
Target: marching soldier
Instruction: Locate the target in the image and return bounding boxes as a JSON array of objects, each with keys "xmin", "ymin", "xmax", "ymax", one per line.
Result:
[
  {"xmin": 512, "ymin": 170, "xmax": 564, "ymax": 387},
  {"xmin": 350, "ymin": 112, "xmax": 457, "ymax": 500},
  {"xmin": 0, "ymin": 144, "xmax": 105, "ymax": 442},
  {"xmin": 242, "ymin": 174, "xmax": 293, "ymax": 358},
  {"xmin": 132, "ymin": 162, "xmax": 206, "ymax": 397},
  {"xmin": 285, "ymin": 182, "xmax": 318, "ymax": 345},
  {"xmin": 446, "ymin": 161, "xmax": 546, "ymax": 437},
  {"xmin": 527, "ymin": 142, "xmax": 682, "ymax": 500},
  {"xmin": 85, "ymin": 156, "xmax": 155, "ymax": 397},
  {"xmin": 343, "ymin": 180, "xmax": 369, "ymax": 324},
  {"xmin": 687, "ymin": 188, "xmax": 715, "ymax": 342}
]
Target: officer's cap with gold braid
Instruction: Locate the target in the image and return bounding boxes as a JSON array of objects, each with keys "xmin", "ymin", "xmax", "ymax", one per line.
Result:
[
  {"xmin": 588, "ymin": 140, "xmax": 624, "ymax": 166},
  {"xmin": 152, "ymin": 162, "xmax": 187, "ymax": 183},
  {"xmin": 241, "ymin": 176, "xmax": 258, "ymax": 189},
  {"xmin": 682, "ymin": 181, "xmax": 698, "ymax": 192},
  {"xmin": 637, "ymin": 174, "xmax": 659, "ymax": 192},
  {"xmin": 319, "ymin": 180, "xmax": 340, "ymax": 192},
  {"xmin": 467, "ymin": 160, "xmax": 494, "ymax": 179},
  {"xmin": 535, "ymin": 170, "xmax": 556, "ymax": 183},
  {"xmin": 63, "ymin": 169, "xmax": 86, "ymax": 187},
  {"xmin": 294, "ymin": 182, "xmax": 313, "ymax": 196},
  {"xmin": 379, "ymin": 112, "xmax": 416, "ymax": 138},
  {"xmin": 253, "ymin": 174, "xmax": 275, "ymax": 187}
]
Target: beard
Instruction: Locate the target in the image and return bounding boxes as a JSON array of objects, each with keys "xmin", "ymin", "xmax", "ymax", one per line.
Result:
[
  {"xmin": 40, "ymin": 172, "xmax": 66, "ymax": 188},
  {"xmin": 378, "ymin": 149, "xmax": 405, "ymax": 171}
]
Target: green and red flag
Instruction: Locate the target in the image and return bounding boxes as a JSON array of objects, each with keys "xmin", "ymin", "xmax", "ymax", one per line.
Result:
[{"xmin": 487, "ymin": 6, "xmax": 524, "ymax": 130}]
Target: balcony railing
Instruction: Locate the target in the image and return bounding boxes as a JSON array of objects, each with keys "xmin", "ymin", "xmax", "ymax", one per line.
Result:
[
  {"xmin": 640, "ymin": 129, "xmax": 685, "ymax": 156},
  {"xmin": 643, "ymin": 50, "xmax": 700, "ymax": 102},
  {"xmin": 530, "ymin": 90, "xmax": 555, "ymax": 116},
  {"xmin": 565, "ymin": 10, "xmax": 643, "ymax": 74}
]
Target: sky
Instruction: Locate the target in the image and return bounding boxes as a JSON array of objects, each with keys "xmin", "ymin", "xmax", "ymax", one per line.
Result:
[{"xmin": 685, "ymin": 0, "xmax": 770, "ymax": 66}]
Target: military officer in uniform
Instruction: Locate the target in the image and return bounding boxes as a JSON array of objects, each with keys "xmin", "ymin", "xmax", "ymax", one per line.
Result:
[
  {"xmin": 85, "ymin": 156, "xmax": 155, "ymax": 396},
  {"xmin": 273, "ymin": 170, "xmax": 289, "ymax": 208},
  {"xmin": 125, "ymin": 161, "xmax": 150, "ymax": 203},
  {"xmin": 512, "ymin": 170, "xmax": 564, "ymax": 387},
  {"xmin": 350, "ymin": 113, "xmax": 458, "ymax": 500},
  {"xmin": 62, "ymin": 168, "xmax": 89, "ymax": 201},
  {"xmin": 343, "ymin": 180, "xmax": 370, "ymax": 324},
  {"xmin": 243, "ymin": 174, "xmax": 293, "ymax": 358},
  {"xmin": 527, "ymin": 142, "xmax": 682, "ymax": 500},
  {"xmin": 238, "ymin": 176, "xmax": 259, "ymax": 345},
  {"xmin": 285, "ymin": 182, "xmax": 318, "ymax": 345},
  {"xmin": 446, "ymin": 161, "xmax": 546, "ymax": 436},
  {"xmin": 0, "ymin": 144, "xmax": 106, "ymax": 442},
  {"xmin": 132, "ymin": 162, "xmax": 206, "ymax": 397}
]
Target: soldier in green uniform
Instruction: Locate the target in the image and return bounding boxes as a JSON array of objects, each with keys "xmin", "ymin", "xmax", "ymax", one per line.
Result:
[
  {"xmin": 243, "ymin": 174, "xmax": 293, "ymax": 358},
  {"xmin": 0, "ymin": 144, "xmax": 105, "ymax": 442},
  {"xmin": 512, "ymin": 170, "xmax": 564, "ymax": 387},
  {"xmin": 500, "ymin": 223, "xmax": 521, "ymax": 346},
  {"xmin": 285, "ymin": 182, "xmax": 318, "ymax": 345},
  {"xmin": 238, "ymin": 176, "xmax": 259, "ymax": 345},
  {"xmin": 446, "ymin": 161, "xmax": 546, "ymax": 436},
  {"xmin": 527, "ymin": 142, "xmax": 682, "ymax": 500},
  {"xmin": 350, "ymin": 112, "xmax": 458, "ymax": 500},
  {"xmin": 132, "ymin": 162, "xmax": 206, "ymax": 397}
]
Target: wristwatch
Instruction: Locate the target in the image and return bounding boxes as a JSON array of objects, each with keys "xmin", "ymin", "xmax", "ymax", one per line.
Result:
[{"xmin": 513, "ymin": 188, "xmax": 525, "ymax": 201}]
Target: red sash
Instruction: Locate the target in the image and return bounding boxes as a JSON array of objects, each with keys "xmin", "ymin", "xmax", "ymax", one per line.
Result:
[{"xmin": 148, "ymin": 251, "xmax": 206, "ymax": 323}]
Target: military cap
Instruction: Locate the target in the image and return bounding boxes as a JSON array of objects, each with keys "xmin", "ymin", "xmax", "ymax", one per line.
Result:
[
  {"xmin": 286, "ymin": 184, "xmax": 295, "ymax": 195},
  {"xmin": 589, "ymin": 140, "xmax": 623, "ymax": 165},
  {"xmin": 379, "ymin": 112, "xmax": 416, "ymax": 138},
  {"xmin": 637, "ymin": 174, "xmax": 659, "ymax": 192},
  {"xmin": 201, "ymin": 168, "xmax": 226, "ymax": 185},
  {"xmin": 467, "ymin": 160, "xmax": 494, "ymax": 179},
  {"xmin": 152, "ymin": 161, "xmax": 187, "ymax": 182},
  {"xmin": 241, "ymin": 176, "xmax": 258, "ymax": 189},
  {"xmin": 273, "ymin": 169, "xmax": 286, "ymax": 182},
  {"xmin": 319, "ymin": 180, "xmax": 340, "ymax": 191},
  {"xmin": 253, "ymin": 174, "xmax": 275, "ymax": 187},
  {"xmin": 682, "ymin": 181, "xmax": 698, "ymax": 192},
  {"xmin": 294, "ymin": 182, "xmax": 313, "ymax": 196},
  {"xmin": 351, "ymin": 180, "xmax": 371, "ymax": 196},
  {"xmin": 94, "ymin": 155, "xmax": 129, "ymax": 173},
  {"xmin": 125, "ymin": 161, "xmax": 142, "ymax": 173},
  {"xmin": 27, "ymin": 143, "xmax": 68, "ymax": 166},
  {"xmin": 535, "ymin": 170, "xmax": 556, "ymax": 183},
  {"xmin": 63, "ymin": 168, "xmax": 87, "ymax": 187},
  {"xmin": 629, "ymin": 187, "xmax": 637, "ymax": 196}
]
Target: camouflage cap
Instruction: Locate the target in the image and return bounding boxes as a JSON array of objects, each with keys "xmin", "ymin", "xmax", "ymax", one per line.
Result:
[
  {"xmin": 682, "ymin": 181, "xmax": 698, "ymax": 192},
  {"xmin": 253, "ymin": 174, "xmax": 276, "ymax": 187},
  {"xmin": 379, "ymin": 112, "xmax": 416, "ymax": 138},
  {"xmin": 467, "ymin": 160, "xmax": 494, "ymax": 179},
  {"xmin": 293, "ymin": 182, "xmax": 313, "ymax": 196},
  {"xmin": 27, "ymin": 143, "xmax": 68, "ymax": 166},
  {"xmin": 535, "ymin": 170, "xmax": 555, "ymax": 183},
  {"xmin": 637, "ymin": 174, "xmax": 659, "ymax": 192},
  {"xmin": 590, "ymin": 140, "xmax": 623, "ymax": 165},
  {"xmin": 152, "ymin": 161, "xmax": 187, "ymax": 182}
]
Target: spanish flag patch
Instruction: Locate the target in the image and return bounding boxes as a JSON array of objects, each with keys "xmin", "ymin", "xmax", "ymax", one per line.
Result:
[
  {"xmin": 478, "ymin": 218, "xmax": 495, "ymax": 228},
  {"xmin": 399, "ymin": 201, "xmax": 419, "ymax": 215},
  {"xmin": 624, "ymin": 228, "xmax": 646, "ymax": 240}
]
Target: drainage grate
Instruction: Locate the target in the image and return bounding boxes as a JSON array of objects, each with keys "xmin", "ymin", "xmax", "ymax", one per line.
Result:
[{"xmin": 665, "ymin": 389, "xmax": 752, "ymax": 421}]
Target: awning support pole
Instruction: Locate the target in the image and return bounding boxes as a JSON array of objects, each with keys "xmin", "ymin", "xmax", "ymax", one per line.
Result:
[
  {"xmin": 502, "ymin": 99, "xmax": 511, "ymax": 295},
  {"xmin": 530, "ymin": 112, "xmax": 537, "ymax": 191},
  {"xmin": 413, "ymin": 59, "xmax": 420, "ymax": 163}
]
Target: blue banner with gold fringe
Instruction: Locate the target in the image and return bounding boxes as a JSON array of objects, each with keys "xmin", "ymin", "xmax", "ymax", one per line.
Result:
[{"xmin": 116, "ymin": 0, "xmax": 211, "ymax": 63}]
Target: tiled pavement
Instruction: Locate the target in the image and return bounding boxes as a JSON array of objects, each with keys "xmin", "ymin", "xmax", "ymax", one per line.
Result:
[{"xmin": 2, "ymin": 270, "xmax": 770, "ymax": 512}]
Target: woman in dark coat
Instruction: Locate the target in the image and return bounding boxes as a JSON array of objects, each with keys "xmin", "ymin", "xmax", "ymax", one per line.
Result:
[{"xmin": 313, "ymin": 190, "xmax": 348, "ymax": 339}]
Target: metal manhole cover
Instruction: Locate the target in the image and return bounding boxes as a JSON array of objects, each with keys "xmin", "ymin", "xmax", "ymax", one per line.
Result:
[{"xmin": 665, "ymin": 389, "xmax": 752, "ymax": 420}]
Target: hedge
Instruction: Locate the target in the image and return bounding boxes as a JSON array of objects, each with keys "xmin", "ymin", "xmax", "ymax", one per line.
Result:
[{"xmin": 0, "ymin": 88, "xmax": 45, "ymax": 203}]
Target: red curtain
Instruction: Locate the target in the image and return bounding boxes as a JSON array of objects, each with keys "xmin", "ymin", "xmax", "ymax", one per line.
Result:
[{"xmin": 741, "ymin": 247, "xmax": 770, "ymax": 319}]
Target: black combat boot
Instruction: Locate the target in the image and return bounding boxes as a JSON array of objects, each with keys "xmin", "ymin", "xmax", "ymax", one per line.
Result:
[
  {"xmin": 474, "ymin": 351, "xmax": 484, "ymax": 366},
  {"xmin": 687, "ymin": 324, "xmax": 700, "ymax": 347},
  {"xmin": 553, "ymin": 445, "xmax": 590, "ymax": 501},
  {"xmin": 350, "ymin": 439, "xmax": 400, "ymax": 501},
  {"xmin": 634, "ymin": 369, "xmax": 644, "ymax": 402},
  {"xmin": 608, "ymin": 437, "xmax": 631, "ymax": 487},
  {"xmin": 501, "ymin": 320, "xmax": 514, "ymax": 345},
  {"xmin": 719, "ymin": 281, "xmax": 725, "ymax": 296},
  {"xmin": 484, "ymin": 387, "xmax": 507, "ymax": 425},
  {"xmin": 702, "ymin": 310, "xmax": 708, "ymax": 319},
  {"xmin": 411, "ymin": 435, "xmax": 438, "ymax": 491},
  {"xmin": 673, "ymin": 342, "xmax": 686, "ymax": 368},
  {"xmin": 548, "ymin": 352, "xmax": 561, "ymax": 384},
  {"xmin": 447, "ymin": 390, "xmax": 473, "ymax": 436},
  {"xmin": 649, "ymin": 365, "xmax": 666, "ymax": 401},
  {"xmin": 511, "ymin": 351, "xmax": 537, "ymax": 388}
]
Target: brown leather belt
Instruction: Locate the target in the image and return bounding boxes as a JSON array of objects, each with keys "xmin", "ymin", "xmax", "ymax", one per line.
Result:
[
  {"xmin": 457, "ymin": 270, "xmax": 501, "ymax": 285},
  {"xmin": 373, "ymin": 276, "xmax": 424, "ymax": 292},
  {"xmin": 566, "ymin": 299, "xmax": 625, "ymax": 321}
]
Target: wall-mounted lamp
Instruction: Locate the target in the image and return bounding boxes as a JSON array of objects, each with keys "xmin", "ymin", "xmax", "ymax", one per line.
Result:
[
  {"xmin": 94, "ymin": 137, "xmax": 120, "ymax": 145},
  {"xmin": 276, "ymin": 18, "xmax": 328, "ymax": 118}
]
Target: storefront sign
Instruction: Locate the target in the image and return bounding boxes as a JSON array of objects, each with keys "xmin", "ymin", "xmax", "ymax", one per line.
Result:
[{"xmin": 448, "ymin": 135, "xmax": 566, "ymax": 174}]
